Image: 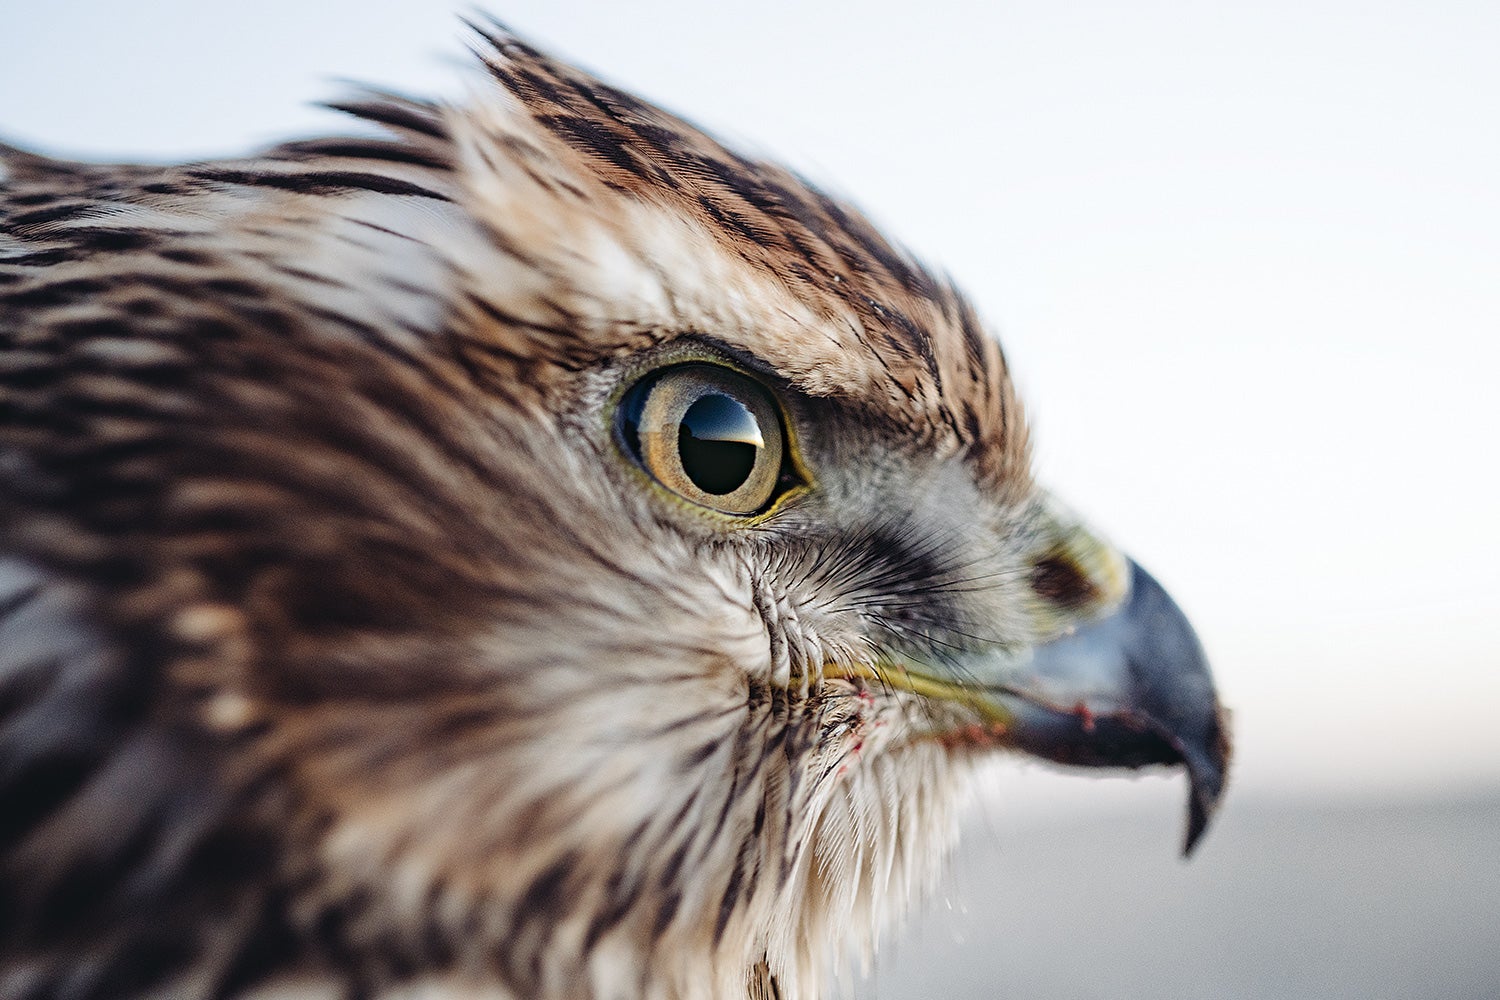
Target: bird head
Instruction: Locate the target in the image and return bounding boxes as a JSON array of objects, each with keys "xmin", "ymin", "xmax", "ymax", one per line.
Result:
[
  {"xmin": 238, "ymin": 29, "xmax": 1230, "ymax": 997},
  {"xmin": 0, "ymin": 22, "xmax": 1229, "ymax": 1000}
]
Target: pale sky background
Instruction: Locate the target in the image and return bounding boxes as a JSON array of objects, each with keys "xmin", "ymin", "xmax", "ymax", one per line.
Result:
[{"xmin": 3, "ymin": 0, "xmax": 1497, "ymax": 833}]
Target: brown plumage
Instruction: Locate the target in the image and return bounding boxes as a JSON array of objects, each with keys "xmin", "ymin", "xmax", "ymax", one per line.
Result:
[{"xmin": 0, "ymin": 24, "xmax": 1228, "ymax": 1000}]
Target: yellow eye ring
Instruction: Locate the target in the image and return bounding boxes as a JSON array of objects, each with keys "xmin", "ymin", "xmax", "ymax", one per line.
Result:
[{"xmin": 618, "ymin": 364, "xmax": 788, "ymax": 516}]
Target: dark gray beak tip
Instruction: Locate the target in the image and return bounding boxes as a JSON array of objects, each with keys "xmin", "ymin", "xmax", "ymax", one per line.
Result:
[
  {"xmin": 997, "ymin": 560, "xmax": 1232, "ymax": 855},
  {"xmin": 1180, "ymin": 702, "xmax": 1232, "ymax": 856},
  {"xmin": 1119, "ymin": 561, "xmax": 1232, "ymax": 856}
]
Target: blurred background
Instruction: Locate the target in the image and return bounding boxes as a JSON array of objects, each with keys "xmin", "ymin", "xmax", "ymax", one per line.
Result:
[{"xmin": 4, "ymin": 2, "xmax": 1497, "ymax": 997}]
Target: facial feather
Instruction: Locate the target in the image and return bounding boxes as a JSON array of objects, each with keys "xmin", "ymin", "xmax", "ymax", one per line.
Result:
[{"xmin": 0, "ymin": 21, "xmax": 1226, "ymax": 1000}]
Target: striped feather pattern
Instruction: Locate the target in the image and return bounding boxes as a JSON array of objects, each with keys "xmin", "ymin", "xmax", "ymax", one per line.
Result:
[{"xmin": 0, "ymin": 24, "xmax": 1048, "ymax": 1000}]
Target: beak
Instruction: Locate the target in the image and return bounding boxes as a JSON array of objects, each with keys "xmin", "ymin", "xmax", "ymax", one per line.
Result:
[
  {"xmin": 984, "ymin": 560, "xmax": 1231, "ymax": 855},
  {"xmin": 841, "ymin": 546, "xmax": 1231, "ymax": 855}
]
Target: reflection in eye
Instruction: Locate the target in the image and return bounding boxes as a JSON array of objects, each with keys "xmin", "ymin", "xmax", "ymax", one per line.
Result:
[
  {"xmin": 618, "ymin": 364, "xmax": 790, "ymax": 516},
  {"xmin": 678, "ymin": 394, "xmax": 763, "ymax": 495}
]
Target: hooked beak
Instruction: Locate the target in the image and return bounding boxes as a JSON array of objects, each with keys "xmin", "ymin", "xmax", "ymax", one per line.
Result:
[
  {"xmin": 836, "ymin": 544, "xmax": 1231, "ymax": 855},
  {"xmin": 985, "ymin": 560, "xmax": 1231, "ymax": 854}
]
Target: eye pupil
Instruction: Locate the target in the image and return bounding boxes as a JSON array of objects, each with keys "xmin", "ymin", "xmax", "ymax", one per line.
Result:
[
  {"xmin": 678, "ymin": 394, "xmax": 761, "ymax": 495},
  {"xmin": 619, "ymin": 363, "xmax": 792, "ymax": 516}
]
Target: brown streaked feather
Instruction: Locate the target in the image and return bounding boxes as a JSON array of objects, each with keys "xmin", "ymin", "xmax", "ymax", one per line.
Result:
[
  {"xmin": 1, "ymin": 23, "xmax": 1045, "ymax": 1000},
  {"xmin": 464, "ymin": 28, "xmax": 1028, "ymax": 494}
]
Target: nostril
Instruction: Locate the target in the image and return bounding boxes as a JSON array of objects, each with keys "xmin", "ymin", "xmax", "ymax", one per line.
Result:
[{"xmin": 1029, "ymin": 552, "xmax": 1098, "ymax": 610}]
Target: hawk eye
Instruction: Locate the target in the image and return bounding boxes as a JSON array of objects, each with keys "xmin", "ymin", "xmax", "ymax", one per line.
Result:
[{"xmin": 618, "ymin": 364, "xmax": 787, "ymax": 515}]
